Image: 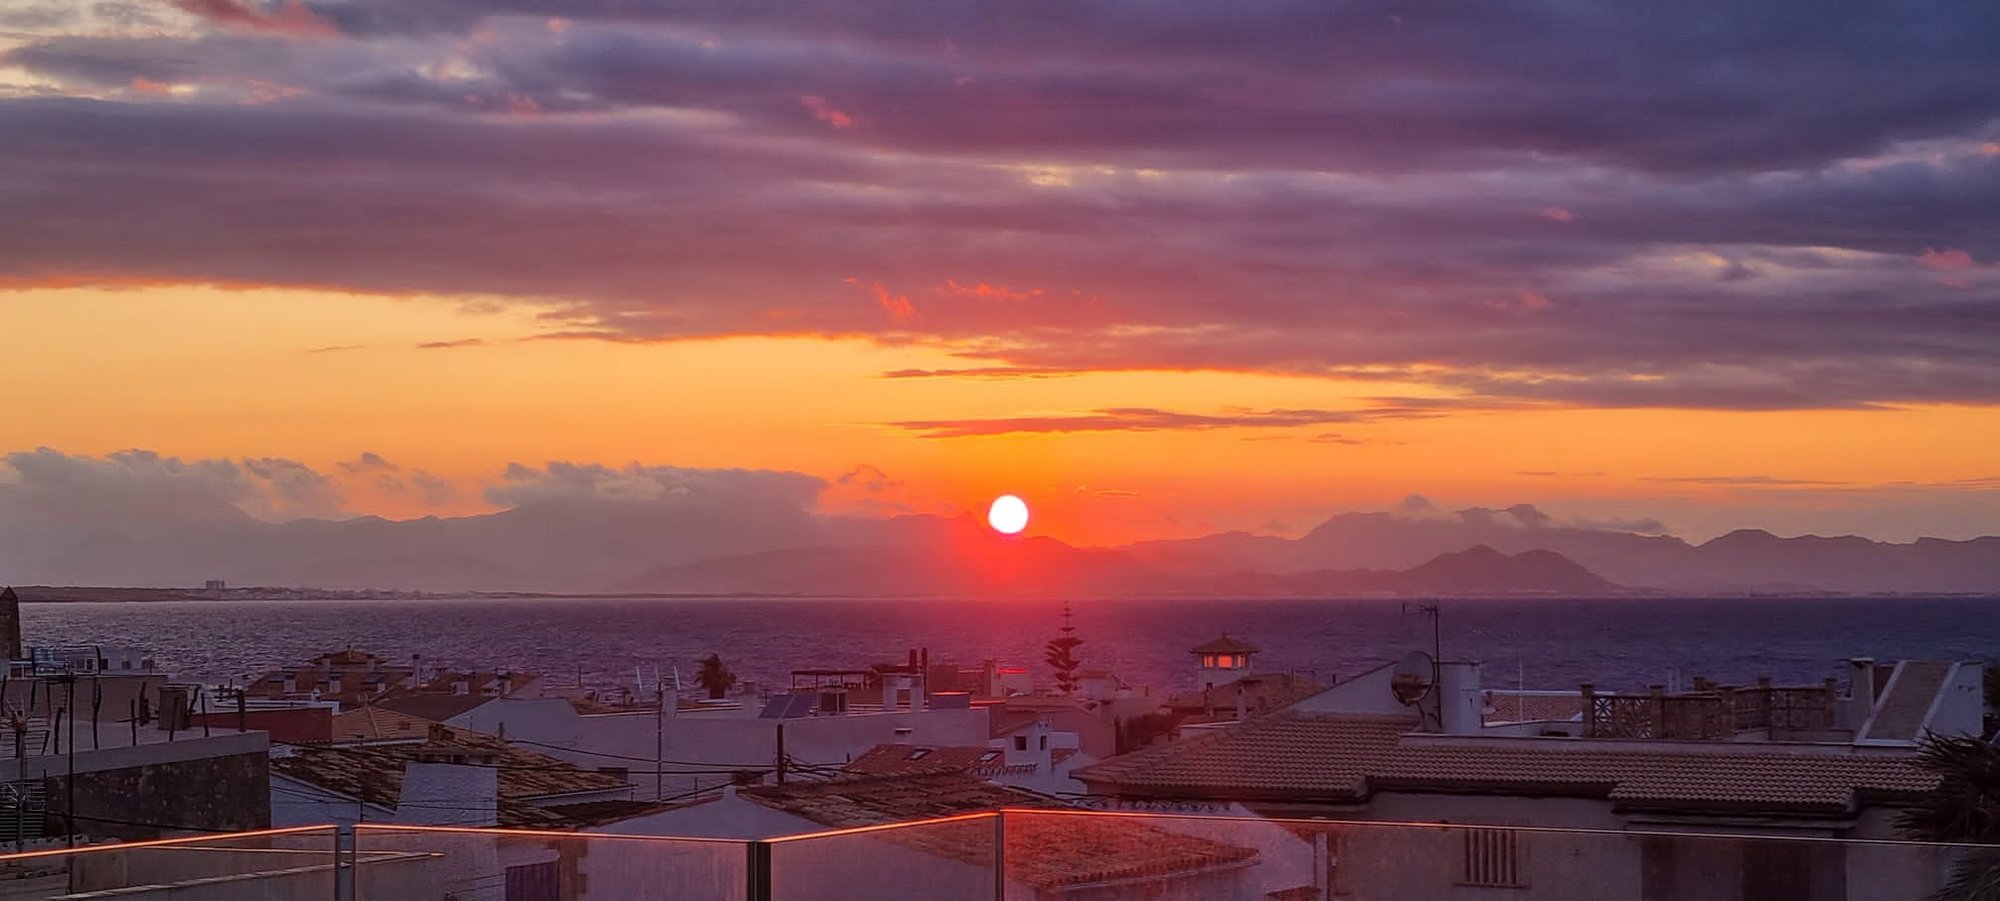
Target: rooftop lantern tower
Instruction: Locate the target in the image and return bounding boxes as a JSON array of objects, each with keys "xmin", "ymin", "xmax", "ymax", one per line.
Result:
[{"xmin": 1192, "ymin": 634, "xmax": 1259, "ymax": 691}]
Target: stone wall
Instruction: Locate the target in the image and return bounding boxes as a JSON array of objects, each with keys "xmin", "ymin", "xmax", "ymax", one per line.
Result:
[{"xmin": 42, "ymin": 750, "xmax": 270, "ymax": 840}]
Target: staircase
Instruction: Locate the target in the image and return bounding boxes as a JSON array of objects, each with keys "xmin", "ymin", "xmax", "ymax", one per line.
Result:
[
  {"xmin": 0, "ymin": 781, "xmax": 45, "ymax": 842},
  {"xmin": 1860, "ymin": 662, "xmax": 1952, "ymax": 742}
]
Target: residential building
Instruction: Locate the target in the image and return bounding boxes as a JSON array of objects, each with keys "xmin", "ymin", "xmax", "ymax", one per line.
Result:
[
  {"xmin": 597, "ymin": 770, "xmax": 1277, "ymax": 899},
  {"xmin": 1074, "ymin": 655, "xmax": 1978, "ymax": 900},
  {"xmin": 470, "ymin": 677, "xmax": 993, "ymax": 800},
  {"xmin": 270, "ymin": 723, "xmax": 642, "ymax": 829},
  {"xmin": 242, "ymin": 647, "xmax": 544, "ymax": 710},
  {"xmin": 244, "ymin": 648, "xmax": 419, "ymax": 707},
  {"xmin": 845, "ymin": 715, "xmax": 1096, "ymax": 793}
]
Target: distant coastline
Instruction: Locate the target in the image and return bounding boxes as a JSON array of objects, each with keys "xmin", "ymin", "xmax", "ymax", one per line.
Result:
[{"xmin": 12, "ymin": 585, "xmax": 1997, "ymax": 604}]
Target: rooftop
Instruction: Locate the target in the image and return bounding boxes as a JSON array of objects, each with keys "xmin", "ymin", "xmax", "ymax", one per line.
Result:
[
  {"xmin": 1483, "ymin": 689, "xmax": 1587, "ymax": 725},
  {"xmin": 1190, "ymin": 635, "xmax": 1260, "ymax": 656},
  {"xmin": 328, "ymin": 707, "xmax": 434, "ymax": 744},
  {"xmin": 845, "ymin": 743, "xmax": 1079, "ymax": 778},
  {"xmin": 738, "ymin": 772, "xmax": 1258, "ymax": 891},
  {"xmin": 367, "ymin": 692, "xmax": 496, "ymax": 723},
  {"xmin": 1074, "ymin": 711, "xmax": 1935, "ymax": 815},
  {"xmin": 271, "ymin": 725, "xmax": 629, "ymax": 827}
]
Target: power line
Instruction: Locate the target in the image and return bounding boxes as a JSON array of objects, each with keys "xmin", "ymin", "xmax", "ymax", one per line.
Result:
[
  {"xmin": 272, "ymin": 739, "xmax": 779, "ymax": 774},
  {"xmin": 503, "ymin": 737, "xmax": 762, "ymax": 767}
]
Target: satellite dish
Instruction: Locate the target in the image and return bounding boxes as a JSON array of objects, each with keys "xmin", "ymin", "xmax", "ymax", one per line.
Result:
[{"xmin": 1390, "ymin": 651, "xmax": 1436, "ymax": 706}]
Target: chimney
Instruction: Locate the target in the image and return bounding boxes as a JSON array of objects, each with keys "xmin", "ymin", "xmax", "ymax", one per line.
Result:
[
  {"xmin": 1438, "ymin": 661, "xmax": 1485, "ymax": 734},
  {"xmin": 0, "ymin": 587, "xmax": 20, "ymax": 660},
  {"xmin": 1849, "ymin": 658, "xmax": 1877, "ymax": 717}
]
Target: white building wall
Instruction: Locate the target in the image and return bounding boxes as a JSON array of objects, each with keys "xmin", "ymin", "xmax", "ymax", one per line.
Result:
[
  {"xmin": 1289, "ymin": 663, "xmax": 1413, "ymax": 716},
  {"xmin": 460, "ymin": 697, "xmax": 579, "ymax": 741},
  {"xmin": 396, "ymin": 761, "xmax": 498, "ymax": 826},
  {"xmin": 269, "ymin": 773, "xmax": 389, "ymax": 827},
  {"xmin": 1926, "ymin": 662, "xmax": 1985, "ymax": 738}
]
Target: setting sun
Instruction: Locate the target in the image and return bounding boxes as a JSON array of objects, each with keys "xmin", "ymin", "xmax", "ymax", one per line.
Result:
[{"xmin": 988, "ymin": 494, "xmax": 1030, "ymax": 535}]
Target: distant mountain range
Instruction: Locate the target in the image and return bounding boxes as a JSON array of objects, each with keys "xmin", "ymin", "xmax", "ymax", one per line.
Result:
[
  {"xmin": 2, "ymin": 493, "xmax": 1996, "ymax": 596},
  {"xmin": 620, "ymin": 538, "xmax": 1618, "ymax": 597}
]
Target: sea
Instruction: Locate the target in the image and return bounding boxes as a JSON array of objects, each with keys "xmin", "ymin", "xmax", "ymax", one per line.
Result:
[{"xmin": 21, "ymin": 595, "xmax": 2000, "ymax": 697}]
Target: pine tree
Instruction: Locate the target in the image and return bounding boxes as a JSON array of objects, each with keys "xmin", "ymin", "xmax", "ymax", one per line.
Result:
[{"xmin": 1045, "ymin": 603, "xmax": 1083, "ymax": 695}]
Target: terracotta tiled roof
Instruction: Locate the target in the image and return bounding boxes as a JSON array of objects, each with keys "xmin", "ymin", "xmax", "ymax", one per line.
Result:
[
  {"xmin": 272, "ymin": 726, "xmax": 629, "ymax": 826},
  {"xmin": 1167, "ymin": 673, "xmax": 1324, "ymax": 718},
  {"xmin": 739, "ymin": 772, "xmax": 1257, "ymax": 890},
  {"xmin": 845, "ymin": 743, "xmax": 1079, "ymax": 778},
  {"xmin": 742, "ymin": 770, "xmax": 1058, "ymax": 824},
  {"xmin": 1191, "ymin": 635, "xmax": 1260, "ymax": 655},
  {"xmin": 329, "ymin": 707, "xmax": 433, "ymax": 744},
  {"xmin": 317, "ymin": 649, "xmax": 380, "ymax": 666},
  {"xmin": 1482, "ymin": 691, "xmax": 1586, "ymax": 725},
  {"xmin": 529, "ymin": 799, "xmax": 674, "ymax": 830},
  {"xmin": 369, "ymin": 693, "xmax": 496, "ymax": 723},
  {"xmin": 417, "ymin": 670, "xmax": 540, "ymax": 696},
  {"xmin": 1074, "ymin": 711, "xmax": 1936, "ymax": 815}
]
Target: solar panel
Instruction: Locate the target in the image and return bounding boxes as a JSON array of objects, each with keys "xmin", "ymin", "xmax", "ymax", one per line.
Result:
[{"xmin": 757, "ymin": 693, "xmax": 818, "ymax": 719}]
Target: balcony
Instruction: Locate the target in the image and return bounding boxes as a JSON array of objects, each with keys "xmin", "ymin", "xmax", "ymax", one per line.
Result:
[{"xmin": 0, "ymin": 810, "xmax": 1976, "ymax": 899}]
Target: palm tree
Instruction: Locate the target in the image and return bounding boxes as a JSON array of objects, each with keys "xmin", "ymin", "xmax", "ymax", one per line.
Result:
[
  {"xmin": 695, "ymin": 654, "xmax": 737, "ymax": 700},
  {"xmin": 1900, "ymin": 732, "xmax": 2000, "ymax": 900}
]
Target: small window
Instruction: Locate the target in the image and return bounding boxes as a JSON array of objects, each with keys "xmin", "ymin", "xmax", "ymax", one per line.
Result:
[
  {"xmin": 1013, "ymin": 736, "xmax": 1027, "ymax": 751},
  {"xmin": 1458, "ymin": 827, "xmax": 1526, "ymax": 888},
  {"xmin": 1038, "ymin": 735, "xmax": 1048, "ymax": 750},
  {"xmin": 504, "ymin": 860, "xmax": 560, "ymax": 901},
  {"xmin": 905, "ymin": 748, "xmax": 931, "ymax": 760},
  {"xmin": 978, "ymin": 750, "xmax": 1001, "ymax": 763}
]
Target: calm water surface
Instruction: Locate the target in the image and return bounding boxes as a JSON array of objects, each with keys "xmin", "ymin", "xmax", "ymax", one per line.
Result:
[{"xmin": 22, "ymin": 595, "xmax": 2000, "ymax": 695}]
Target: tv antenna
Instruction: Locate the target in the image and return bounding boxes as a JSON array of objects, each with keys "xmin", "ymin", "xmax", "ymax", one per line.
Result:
[{"xmin": 1399, "ymin": 603, "xmax": 1445, "ymax": 729}]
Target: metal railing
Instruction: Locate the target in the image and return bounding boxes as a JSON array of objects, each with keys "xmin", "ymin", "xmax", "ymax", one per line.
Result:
[{"xmin": 0, "ymin": 810, "xmax": 1982, "ymax": 899}]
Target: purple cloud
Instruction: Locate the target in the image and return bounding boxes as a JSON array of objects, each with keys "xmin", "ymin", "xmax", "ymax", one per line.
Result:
[{"xmin": 0, "ymin": 2, "xmax": 1995, "ymax": 410}]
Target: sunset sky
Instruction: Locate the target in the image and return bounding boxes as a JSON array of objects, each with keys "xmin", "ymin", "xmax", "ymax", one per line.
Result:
[{"xmin": 2, "ymin": 0, "xmax": 1997, "ymax": 545}]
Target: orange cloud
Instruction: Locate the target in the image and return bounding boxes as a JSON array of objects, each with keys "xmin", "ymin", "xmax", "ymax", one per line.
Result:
[
  {"xmin": 130, "ymin": 77, "xmax": 175, "ymax": 94},
  {"xmin": 941, "ymin": 279, "xmax": 1043, "ymax": 301},
  {"xmin": 844, "ymin": 277, "xmax": 914, "ymax": 321},
  {"xmin": 1538, "ymin": 207, "xmax": 1575, "ymax": 222},
  {"xmin": 801, "ymin": 95, "xmax": 856, "ymax": 128},
  {"xmin": 171, "ymin": 0, "xmax": 340, "ymax": 37}
]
